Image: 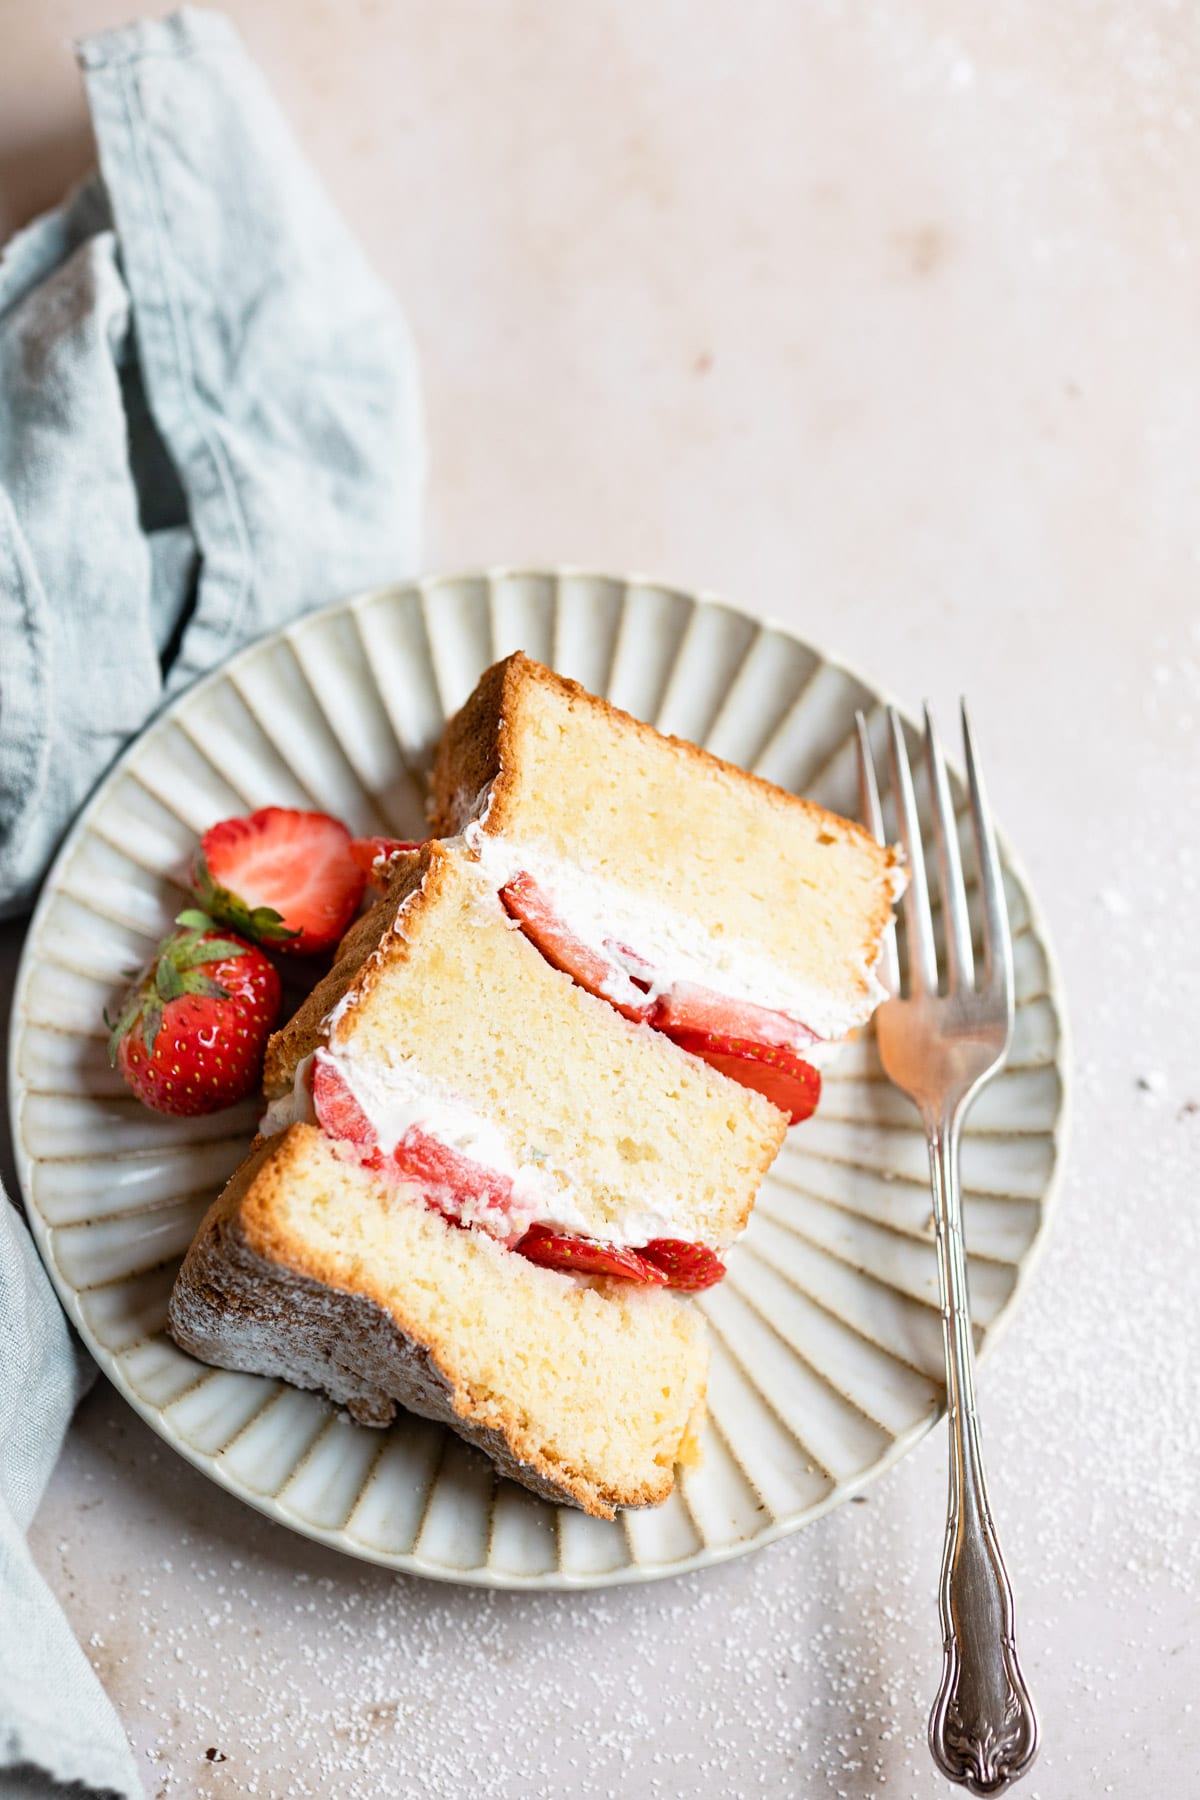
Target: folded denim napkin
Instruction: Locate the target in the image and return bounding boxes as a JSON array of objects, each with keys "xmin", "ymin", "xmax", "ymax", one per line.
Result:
[{"xmin": 0, "ymin": 9, "xmax": 423, "ymax": 1794}]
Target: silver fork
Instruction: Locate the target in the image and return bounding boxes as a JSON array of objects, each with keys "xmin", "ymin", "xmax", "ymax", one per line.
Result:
[{"xmin": 856, "ymin": 703, "xmax": 1039, "ymax": 1796}]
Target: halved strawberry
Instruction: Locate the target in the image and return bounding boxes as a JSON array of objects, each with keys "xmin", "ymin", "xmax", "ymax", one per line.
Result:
[
  {"xmin": 498, "ymin": 886, "xmax": 822, "ymax": 1085},
  {"xmin": 349, "ymin": 836, "xmax": 424, "ymax": 890},
  {"xmin": 515, "ymin": 1225, "xmax": 670, "ymax": 1285},
  {"xmin": 649, "ymin": 982, "xmax": 817, "ymax": 1053},
  {"xmin": 639, "ymin": 1239, "xmax": 727, "ymax": 1291},
  {"xmin": 664, "ymin": 1029, "xmax": 821, "ymax": 1124},
  {"xmin": 107, "ymin": 911, "xmax": 281, "ymax": 1116},
  {"xmin": 192, "ymin": 808, "xmax": 366, "ymax": 955},
  {"xmin": 500, "ymin": 873, "xmax": 651, "ymax": 1021}
]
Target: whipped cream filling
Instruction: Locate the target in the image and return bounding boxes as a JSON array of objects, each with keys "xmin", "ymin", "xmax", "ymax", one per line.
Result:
[
  {"xmin": 264, "ymin": 1042, "xmax": 696, "ymax": 1251},
  {"xmin": 463, "ymin": 819, "xmax": 891, "ymax": 1044}
]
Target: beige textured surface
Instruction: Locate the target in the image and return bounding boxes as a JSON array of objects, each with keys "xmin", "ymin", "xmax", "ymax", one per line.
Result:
[{"xmin": 1, "ymin": 3, "xmax": 1197, "ymax": 1797}]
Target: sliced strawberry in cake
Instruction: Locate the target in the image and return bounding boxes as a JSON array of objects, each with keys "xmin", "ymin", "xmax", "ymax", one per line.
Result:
[
  {"xmin": 516, "ymin": 1226, "xmax": 669, "ymax": 1286},
  {"xmin": 305, "ymin": 1037, "xmax": 735, "ymax": 1288},
  {"xmin": 311, "ymin": 1053, "xmax": 522, "ymax": 1242},
  {"xmin": 498, "ymin": 880, "xmax": 824, "ymax": 1119},
  {"xmin": 647, "ymin": 987, "xmax": 822, "ymax": 1124},
  {"xmin": 310, "ymin": 1052, "xmax": 513, "ymax": 1204},
  {"xmin": 655, "ymin": 1031, "xmax": 820, "ymax": 1125},
  {"xmin": 499, "ymin": 873, "xmax": 653, "ymax": 1022},
  {"xmin": 639, "ymin": 1239, "xmax": 727, "ymax": 1292}
]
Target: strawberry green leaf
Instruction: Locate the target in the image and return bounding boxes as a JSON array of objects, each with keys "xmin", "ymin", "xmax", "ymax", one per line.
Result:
[
  {"xmin": 245, "ymin": 904, "xmax": 296, "ymax": 941},
  {"xmin": 175, "ymin": 908, "xmax": 216, "ymax": 932},
  {"xmin": 155, "ymin": 959, "xmax": 186, "ymax": 1002},
  {"xmin": 106, "ymin": 989, "xmax": 149, "ymax": 1065},
  {"xmin": 141, "ymin": 999, "xmax": 164, "ymax": 1056},
  {"xmin": 183, "ymin": 938, "xmax": 249, "ymax": 967},
  {"xmin": 179, "ymin": 971, "xmax": 231, "ymax": 1000}
]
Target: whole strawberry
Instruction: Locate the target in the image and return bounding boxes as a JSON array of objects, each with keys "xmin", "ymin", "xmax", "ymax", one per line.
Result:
[{"xmin": 107, "ymin": 910, "xmax": 282, "ymax": 1116}]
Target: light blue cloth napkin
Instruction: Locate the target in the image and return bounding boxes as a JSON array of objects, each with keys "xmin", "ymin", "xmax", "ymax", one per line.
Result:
[
  {"xmin": 0, "ymin": 3, "xmax": 424, "ymax": 919},
  {"xmin": 0, "ymin": 9, "xmax": 423, "ymax": 1795},
  {"xmin": 0, "ymin": 1192, "xmax": 143, "ymax": 1800}
]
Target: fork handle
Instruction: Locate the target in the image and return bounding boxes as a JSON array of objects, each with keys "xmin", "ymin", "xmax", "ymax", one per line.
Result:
[{"xmin": 925, "ymin": 1114, "xmax": 1039, "ymax": 1796}]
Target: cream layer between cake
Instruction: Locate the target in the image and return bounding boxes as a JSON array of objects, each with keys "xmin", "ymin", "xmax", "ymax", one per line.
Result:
[
  {"xmin": 462, "ymin": 819, "xmax": 893, "ymax": 1043},
  {"xmin": 259, "ymin": 1047, "xmax": 719, "ymax": 1251}
]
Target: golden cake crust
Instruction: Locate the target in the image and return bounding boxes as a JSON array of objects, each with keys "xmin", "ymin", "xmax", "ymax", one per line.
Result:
[
  {"xmin": 263, "ymin": 848, "xmax": 445, "ymax": 1099},
  {"xmin": 431, "ymin": 649, "xmax": 884, "ymax": 850}
]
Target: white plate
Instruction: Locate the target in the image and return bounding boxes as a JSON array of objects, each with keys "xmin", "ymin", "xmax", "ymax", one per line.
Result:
[{"xmin": 9, "ymin": 570, "xmax": 1069, "ymax": 1588}]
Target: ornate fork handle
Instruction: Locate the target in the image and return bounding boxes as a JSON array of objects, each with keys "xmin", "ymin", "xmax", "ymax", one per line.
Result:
[{"xmin": 925, "ymin": 1112, "xmax": 1038, "ymax": 1795}]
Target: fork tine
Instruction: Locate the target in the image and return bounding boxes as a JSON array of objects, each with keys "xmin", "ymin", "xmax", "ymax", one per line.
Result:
[
  {"xmin": 923, "ymin": 703, "xmax": 975, "ymax": 993},
  {"xmin": 855, "ymin": 711, "xmax": 885, "ymax": 841},
  {"xmin": 855, "ymin": 712, "xmax": 899, "ymax": 996},
  {"xmin": 887, "ymin": 707, "xmax": 938, "ymax": 996},
  {"xmin": 961, "ymin": 702, "xmax": 1014, "ymax": 1009}
]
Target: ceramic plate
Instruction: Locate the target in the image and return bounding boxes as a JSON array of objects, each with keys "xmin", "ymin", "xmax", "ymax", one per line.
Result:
[{"xmin": 9, "ymin": 570, "xmax": 1069, "ymax": 1588}]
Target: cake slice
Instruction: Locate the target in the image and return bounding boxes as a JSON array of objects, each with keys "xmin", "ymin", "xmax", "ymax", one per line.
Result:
[
  {"xmin": 168, "ymin": 1124, "xmax": 707, "ymax": 1517},
  {"xmin": 431, "ymin": 653, "xmax": 901, "ymax": 1114},
  {"xmin": 263, "ymin": 839, "xmax": 786, "ymax": 1265}
]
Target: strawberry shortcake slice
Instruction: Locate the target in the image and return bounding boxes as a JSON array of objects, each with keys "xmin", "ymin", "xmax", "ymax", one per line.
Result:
[{"xmin": 432, "ymin": 653, "xmax": 902, "ymax": 1119}]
